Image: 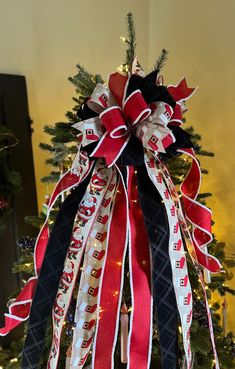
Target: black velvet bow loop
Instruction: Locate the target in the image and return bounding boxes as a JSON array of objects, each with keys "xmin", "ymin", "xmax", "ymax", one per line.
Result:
[
  {"xmin": 77, "ymin": 98, "xmax": 98, "ymax": 120},
  {"xmin": 126, "ymin": 70, "xmax": 176, "ymax": 108}
]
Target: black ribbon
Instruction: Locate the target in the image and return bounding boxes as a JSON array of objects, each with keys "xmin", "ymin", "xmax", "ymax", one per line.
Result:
[
  {"xmin": 119, "ymin": 139, "xmax": 180, "ymax": 368},
  {"xmin": 137, "ymin": 165, "xmax": 179, "ymax": 369},
  {"xmin": 22, "ymin": 173, "xmax": 92, "ymax": 369}
]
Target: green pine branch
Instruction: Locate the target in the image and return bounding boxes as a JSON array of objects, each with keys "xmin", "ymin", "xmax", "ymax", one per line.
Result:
[
  {"xmin": 153, "ymin": 49, "xmax": 169, "ymax": 72},
  {"xmin": 124, "ymin": 12, "xmax": 136, "ymax": 68}
]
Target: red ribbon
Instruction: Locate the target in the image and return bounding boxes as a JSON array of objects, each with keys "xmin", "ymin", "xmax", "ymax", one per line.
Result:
[
  {"xmin": 178, "ymin": 148, "xmax": 221, "ymax": 273},
  {"xmin": 91, "ymin": 89, "xmax": 151, "ymax": 167},
  {"xmin": 93, "ymin": 166, "xmax": 152, "ymax": 369},
  {"xmin": 167, "ymin": 77, "xmax": 197, "ymax": 126},
  {"xmin": 0, "ymin": 165, "xmax": 93, "ymax": 336},
  {"xmin": 93, "ymin": 178, "xmax": 128, "ymax": 369},
  {"xmin": 127, "ymin": 166, "xmax": 152, "ymax": 369}
]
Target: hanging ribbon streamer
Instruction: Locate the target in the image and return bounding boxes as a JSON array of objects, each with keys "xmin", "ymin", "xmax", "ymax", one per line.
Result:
[
  {"xmin": 127, "ymin": 166, "xmax": 152, "ymax": 369},
  {"xmin": 92, "ymin": 170, "xmax": 129, "ymax": 369},
  {"xmin": 177, "ymin": 148, "xmax": 221, "ymax": 273},
  {"xmin": 156, "ymin": 155, "xmax": 220, "ymax": 369},
  {"xmin": 47, "ymin": 161, "xmax": 115, "ymax": 369},
  {"xmin": 69, "ymin": 168, "xmax": 118, "ymax": 368},
  {"xmin": 145, "ymin": 151, "xmax": 193, "ymax": 369}
]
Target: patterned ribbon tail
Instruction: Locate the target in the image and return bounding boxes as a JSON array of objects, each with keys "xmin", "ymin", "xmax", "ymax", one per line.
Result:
[
  {"xmin": 157, "ymin": 154, "xmax": 220, "ymax": 369},
  {"xmin": 45, "ymin": 160, "xmax": 115, "ymax": 369},
  {"xmin": 144, "ymin": 151, "xmax": 193, "ymax": 369},
  {"xmin": 68, "ymin": 167, "xmax": 118, "ymax": 369}
]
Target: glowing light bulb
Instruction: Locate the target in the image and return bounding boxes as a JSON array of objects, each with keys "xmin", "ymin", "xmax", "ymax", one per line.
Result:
[
  {"xmin": 117, "ymin": 65, "xmax": 124, "ymax": 72},
  {"xmin": 10, "ymin": 358, "xmax": 18, "ymax": 363},
  {"xmin": 120, "ymin": 36, "xmax": 126, "ymax": 42}
]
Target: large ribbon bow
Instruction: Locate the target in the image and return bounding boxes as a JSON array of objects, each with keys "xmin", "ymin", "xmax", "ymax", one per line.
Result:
[{"xmin": 74, "ymin": 72, "xmax": 177, "ymax": 167}]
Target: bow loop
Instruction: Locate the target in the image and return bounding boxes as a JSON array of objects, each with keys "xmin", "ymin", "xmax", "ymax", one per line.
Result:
[
  {"xmin": 87, "ymin": 83, "xmax": 110, "ymax": 114},
  {"xmin": 123, "ymin": 90, "xmax": 151, "ymax": 126},
  {"xmin": 99, "ymin": 107, "xmax": 129, "ymax": 138}
]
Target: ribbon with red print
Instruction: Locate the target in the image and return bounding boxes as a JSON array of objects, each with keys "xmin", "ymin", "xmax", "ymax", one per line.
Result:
[
  {"xmin": 0, "ymin": 151, "xmax": 92, "ymax": 336},
  {"xmin": 69, "ymin": 169, "xmax": 117, "ymax": 368},
  {"xmin": 145, "ymin": 151, "xmax": 193, "ymax": 369},
  {"xmin": 47, "ymin": 161, "xmax": 115, "ymax": 369},
  {"xmin": 156, "ymin": 156, "xmax": 220, "ymax": 368}
]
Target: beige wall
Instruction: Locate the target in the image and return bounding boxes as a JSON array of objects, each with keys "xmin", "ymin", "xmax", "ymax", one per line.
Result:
[
  {"xmin": 0, "ymin": 0, "xmax": 149, "ymax": 205},
  {"xmin": 149, "ymin": 0, "xmax": 235, "ymax": 330},
  {"xmin": 0, "ymin": 0, "xmax": 234, "ymax": 329}
]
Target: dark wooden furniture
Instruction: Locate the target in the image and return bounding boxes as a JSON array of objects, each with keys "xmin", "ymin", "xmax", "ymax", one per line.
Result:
[{"xmin": 0, "ymin": 74, "xmax": 38, "ymax": 344}]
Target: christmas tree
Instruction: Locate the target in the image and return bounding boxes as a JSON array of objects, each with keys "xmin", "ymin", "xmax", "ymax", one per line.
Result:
[{"xmin": 0, "ymin": 12, "xmax": 235, "ymax": 369}]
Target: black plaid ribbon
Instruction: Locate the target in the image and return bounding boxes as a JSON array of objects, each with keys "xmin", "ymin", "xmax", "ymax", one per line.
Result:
[
  {"xmin": 137, "ymin": 165, "xmax": 179, "ymax": 369},
  {"xmin": 22, "ymin": 173, "xmax": 92, "ymax": 369}
]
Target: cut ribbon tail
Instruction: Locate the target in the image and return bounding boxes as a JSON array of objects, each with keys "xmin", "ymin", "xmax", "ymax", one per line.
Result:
[
  {"xmin": 0, "ymin": 154, "xmax": 93, "ymax": 337},
  {"xmin": 92, "ymin": 171, "xmax": 128, "ymax": 369},
  {"xmin": 178, "ymin": 148, "xmax": 221, "ymax": 273}
]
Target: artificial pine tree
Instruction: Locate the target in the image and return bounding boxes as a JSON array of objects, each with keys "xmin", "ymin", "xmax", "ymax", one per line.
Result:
[{"xmin": 0, "ymin": 12, "xmax": 235, "ymax": 369}]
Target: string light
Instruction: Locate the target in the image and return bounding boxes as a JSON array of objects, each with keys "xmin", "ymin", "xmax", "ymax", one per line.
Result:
[
  {"xmin": 113, "ymin": 291, "xmax": 119, "ymax": 297},
  {"xmin": 116, "ymin": 261, "xmax": 122, "ymax": 266},
  {"xmin": 178, "ymin": 326, "xmax": 182, "ymax": 334},
  {"xmin": 117, "ymin": 65, "xmax": 124, "ymax": 73},
  {"xmin": 10, "ymin": 358, "xmax": 18, "ymax": 363},
  {"xmin": 120, "ymin": 36, "xmax": 126, "ymax": 42}
]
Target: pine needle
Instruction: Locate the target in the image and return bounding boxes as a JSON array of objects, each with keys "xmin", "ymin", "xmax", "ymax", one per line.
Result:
[
  {"xmin": 154, "ymin": 49, "xmax": 169, "ymax": 71},
  {"xmin": 124, "ymin": 12, "xmax": 137, "ymax": 68}
]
